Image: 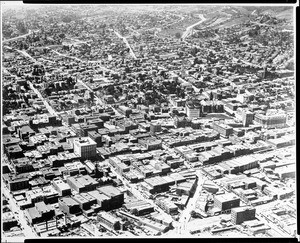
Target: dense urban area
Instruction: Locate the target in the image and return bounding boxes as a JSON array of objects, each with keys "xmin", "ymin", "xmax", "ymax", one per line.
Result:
[{"xmin": 1, "ymin": 3, "xmax": 296, "ymax": 240}]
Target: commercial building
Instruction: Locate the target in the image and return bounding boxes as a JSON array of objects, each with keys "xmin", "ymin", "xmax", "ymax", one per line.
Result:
[
  {"xmin": 212, "ymin": 122, "xmax": 233, "ymax": 137},
  {"xmin": 156, "ymin": 198, "xmax": 178, "ymax": 215},
  {"xmin": 3, "ymin": 212, "xmax": 18, "ymax": 231},
  {"xmin": 254, "ymin": 111, "xmax": 287, "ymax": 129},
  {"xmin": 88, "ymin": 190, "xmax": 111, "ymax": 211},
  {"xmin": 117, "ymin": 105, "xmax": 132, "ymax": 117},
  {"xmin": 73, "ymin": 137, "xmax": 97, "ymax": 159},
  {"xmin": 3, "ymin": 173, "xmax": 30, "ymax": 192},
  {"xmin": 186, "ymin": 101, "xmax": 201, "ymax": 119},
  {"xmin": 97, "ymin": 185, "xmax": 124, "ymax": 210},
  {"xmin": 58, "ymin": 197, "xmax": 82, "ymax": 216},
  {"xmin": 150, "ymin": 122, "xmax": 162, "ymax": 135},
  {"xmin": 97, "ymin": 211, "xmax": 121, "ymax": 230},
  {"xmin": 231, "ymin": 206, "xmax": 256, "ymax": 224},
  {"xmin": 72, "ymin": 193, "xmax": 99, "ymax": 214},
  {"xmin": 143, "ymin": 176, "xmax": 171, "ymax": 194},
  {"xmin": 66, "ymin": 174, "xmax": 99, "ymax": 193},
  {"xmin": 25, "ymin": 202, "xmax": 55, "ymax": 225},
  {"xmin": 52, "ymin": 178, "xmax": 72, "ymax": 197},
  {"xmin": 214, "ymin": 193, "xmax": 240, "ymax": 212},
  {"xmin": 138, "ymin": 137, "xmax": 162, "ymax": 150},
  {"xmin": 124, "ymin": 200, "xmax": 155, "ymax": 216}
]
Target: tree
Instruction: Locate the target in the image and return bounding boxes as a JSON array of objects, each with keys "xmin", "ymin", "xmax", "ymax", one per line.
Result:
[
  {"xmin": 210, "ymin": 91, "xmax": 214, "ymax": 101},
  {"xmin": 175, "ymin": 32, "xmax": 182, "ymax": 39},
  {"xmin": 191, "ymin": 47, "xmax": 198, "ymax": 56},
  {"xmin": 62, "ymin": 16, "xmax": 72, "ymax": 23},
  {"xmin": 16, "ymin": 21, "xmax": 27, "ymax": 35},
  {"xmin": 59, "ymin": 33, "xmax": 66, "ymax": 39}
]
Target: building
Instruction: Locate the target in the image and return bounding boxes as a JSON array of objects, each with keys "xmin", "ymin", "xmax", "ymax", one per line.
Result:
[
  {"xmin": 58, "ymin": 197, "xmax": 82, "ymax": 216},
  {"xmin": 231, "ymin": 206, "xmax": 256, "ymax": 224},
  {"xmin": 138, "ymin": 137, "xmax": 162, "ymax": 150},
  {"xmin": 118, "ymin": 105, "xmax": 132, "ymax": 117},
  {"xmin": 212, "ymin": 122, "xmax": 233, "ymax": 137},
  {"xmin": 124, "ymin": 200, "xmax": 154, "ymax": 216},
  {"xmin": 5, "ymin": 145, "xmax": 23, "ymax": 159},
  {"xmin": 88, "ymin": 190, "xmax": 111, "ymax": 211},
  {"xmin": 97, "ymin": 211, "xmax": 121, "ymax": 230},
  {"xmin": 143, "ymin": 176, "xmax": 171, "ymax": 194},
  {"xmin": 186, "ymin": 101, "xmax": 201, "ymax": 119},
  {"xmin": 97, "ymin": 185, "xmax": 124, "ymax": 210},
  {"xmin": 3, "ymin": 212, "xmax": 18, "ymax": 231},
  {"xmin": 66, "ymin": 174, "xmax": 99, "ymax": 193},
  {"xmin": 242, "ymin": 111, "xmax": 254, "ymax": 127},
  {"xmin": 25, "ymin": 202, "xmax": 55, "ymax": 225},
  {"xmin": 35, "ymin": 201, "xmax": 55, "ymax": 221},
  {"xmin": 26, "ymin": 188, "xmax": 44, "ymax": 204},
  {"xmin": 3, "ymin": 173, "xmax": 30, "ymax": 192},
  {"xmin": 72, "ymin": 193, "xmax": 98, "ymax": 213},
  {"xmin": 52, "ymin": 178, "xmax": 71, "ymax": 197},
  {"xmin": 87, "ymin": 130, "xmax": 102, "ymax": 147},
  {"xmin": 73, "ymin": 137, "xmax": 97, "ymax": 159},
  {"xmin": 254, "ymin": 110, "xmax": 287, "ymax": 129},
  {"xmin": 176, "ymin": 179, "xmax": 197, "ymax": 197},
  {"xmin": 150, "ymin": 122, "xmax": 162, "ymax": 135},
  {"xmin": 214, "ymin": 193, "xmax": 240, "ymax": 212},
  {"xmin": 156, "ymin": 198, "xmax": 178, "ymax": 215}
]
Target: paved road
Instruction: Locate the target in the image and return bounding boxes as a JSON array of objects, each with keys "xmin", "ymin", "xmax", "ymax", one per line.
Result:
[
  {"xmin": 16, "ymin": 49, "xmax": 40, "ymax": 64},
  {"xmin": 28, "ymin": 81, "xmax": 58, "ymax": 116},
  {"xmin": 182, "ymin": 14, "xmax": 206, "ymax": 40},
  {"xmin": 66, "ymin": 37, "xmax": 88, "ymax": 44},
  {"xmin": 3, "ymin": 68, "xmax": 18, "ymax": 79},
  {"xmin": 20, "ymin": 47, "xmax": 122, "ymax": 118},
  {"xmin": 51, "ymin": 49, "xmax": 83, "ymax": 62},
  {"xmin": 114, "ymin": 30, "xmax": 137, "ymax": 59},
  {"xmin": 175, "ymin": 170, "xmax": 205, "ymax": 235},
  {"xmin": 2, "ymin": 183, "xmax": 37, "ymax": 237},
  {"xmin": 3, "ymin": 30, "xmax": 36, "ymax": 44},
  {"xmin": 76, "ymin": 79, "xmax": 105, "ymax": 107},
  {"xmin": 108, "ymin": 164, "xmax": 172, "ymax": 221},
  {"xmin": 52, "ymin": 49, "xmax": 118, "ymax": 75}
]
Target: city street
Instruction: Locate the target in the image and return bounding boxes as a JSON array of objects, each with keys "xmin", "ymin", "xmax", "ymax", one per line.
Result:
[
  {"xmin": 1, "ymin": 4, "xmax": 296, "ymax": 239},
  {"xmin": 28, "ymin": 81, "xmax": 58, "ymax": 116},
  {"xmin": 3, "ymin": 30, "xmax": 39, "ymax": 44},
  {"xmin": 16, "ymin": 49, "xmax": 40, "ymax": 64},
  {"xmin": 2, "ymin": 183, "xmax": 37, "ymax": 237},
  {"xmin": 114, "ymin": 30, "xmax": 137, "ymax": 59},
  {"xmin": 108, "ymin": 163, "xmax": 173, "ymax": 221},
  {"xmin": 182, "ymin": 14, "xmax": 206, "ymax": 40}
]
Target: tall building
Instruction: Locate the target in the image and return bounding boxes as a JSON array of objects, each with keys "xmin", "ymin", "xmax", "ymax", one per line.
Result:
[
  {"xmin": 214, "ymin": 193, "xmax": 240, "ymax": 211},
  {"xmin": 150, "ymin": 122, "xmax": 161, "ymax": 135},
  {"xmin": 231, "ymin": 206, "xmax": 256, "ymax": 224},
  {"xmin": 73, "ymin": 137, "xmax": 97, "ymax": 159},
  {"xmin": 243, "ymin": 111, "xmax": 254, "ymax": 127},
  {"xmin": 186, "ymin": 101, "xmax": 201, "ymax": 119}
]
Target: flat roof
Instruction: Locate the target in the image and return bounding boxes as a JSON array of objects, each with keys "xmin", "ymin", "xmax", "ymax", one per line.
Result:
[
  {"xmin": 215, "ymin": 192, "xmax": 240, "ymax": 203},
  {"xmin": 59, "ymin": 197, "xmax": 79, "ymax": 206},
  {"xmin": 98, "ymin": 185, "xmax": 122, "ymax": 197},
  {"xmin": 73, "ymin": 137, "xmax": 97, "ymax": 146},
  {"xmin": 88, "ymin": 190, "xmax": 110, "ymax": 201}
]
